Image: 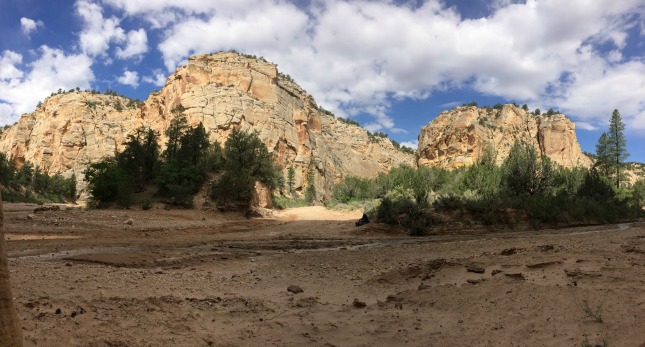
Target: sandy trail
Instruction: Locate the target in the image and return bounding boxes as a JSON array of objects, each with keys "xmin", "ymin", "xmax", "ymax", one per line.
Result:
[{"xmin": 4, "ymin": 203, "xmax": 645, "ymax": 346}]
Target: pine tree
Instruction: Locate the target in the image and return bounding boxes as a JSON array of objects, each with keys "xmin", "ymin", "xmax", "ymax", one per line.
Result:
[{"xmin": 596, "ymin": 109, "xmax": 629, "ymax": 188}]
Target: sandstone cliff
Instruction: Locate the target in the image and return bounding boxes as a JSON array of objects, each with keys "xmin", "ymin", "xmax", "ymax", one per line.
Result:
[
  {"xmin": 417, "ymin": 105, "xmax": 592, "ymax": 169},
  {"xmin": 0, "ymin": 52, "xmax": 415, "ymax": 200}
]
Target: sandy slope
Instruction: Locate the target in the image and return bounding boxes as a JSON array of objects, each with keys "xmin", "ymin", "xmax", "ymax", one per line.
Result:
[{"xmin": 3, "ymin": 204, "xmax": 645, "ymax": 346}]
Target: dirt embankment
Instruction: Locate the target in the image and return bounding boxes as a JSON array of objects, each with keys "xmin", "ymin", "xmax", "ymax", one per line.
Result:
[{"xmin": 4, "ymin": 204, "xmax": 645, "ymax": 346}]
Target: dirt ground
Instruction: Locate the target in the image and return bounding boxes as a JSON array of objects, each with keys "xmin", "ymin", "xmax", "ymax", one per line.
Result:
[{"xmin": 3, "ymin": 203, "xmax": 645, "ymax": 346}]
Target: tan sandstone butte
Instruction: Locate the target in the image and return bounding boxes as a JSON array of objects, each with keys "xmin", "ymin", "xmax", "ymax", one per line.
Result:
[
  {"xmin": 0, "ymin": 52, "xmax": 415, "ymax": 201},
  {"xmin": 417, "ymin": 104, "xmax": 592, "ymax": 169}
]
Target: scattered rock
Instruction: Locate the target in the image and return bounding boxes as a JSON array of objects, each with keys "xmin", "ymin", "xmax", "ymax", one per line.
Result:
[
  {"xmin": 352, "ymin": 298, "xmax": 367, "ymax": 308},
  {"xmin": 34, "ymin": 205, "xmax": 60, "ymax": 213},
  {"xmin": 491, "ymin": 269, "xmax": 503, "ymax": 276},
  {"xmin": 466, "ymin": 265, "xmax": 485, "ymax": 274},
  {"xmin": 27, "ymin": 214, "xmax": 35, "ymax": 220},
  {"xmin": 55, "ymin": 308, "xmax": 62, "ymax": 315},
  {"xmin": 500, "ymin": 248, "xmax": 518, "ymax": 256},
  {"xmin": 538, "ymin": 244, "xmax": 554, "ymax": 252},
  {"xmin": 124, "ymin": 218, "xmax": 134, "ymax": 225},
  {"xmin": 418, "ymin": 283, "xmax": 430, "ymax": 291},
  {"xmin": 287, "ymin": 285, "xmax": 303, "ymax": 294},
  {"xmin": 467, "ymin": 278, "xmax": 482, "ymax": 284}
]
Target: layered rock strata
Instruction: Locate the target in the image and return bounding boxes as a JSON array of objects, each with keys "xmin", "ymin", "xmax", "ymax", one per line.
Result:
[{"xmin": 417, "ymin": 105, "xmax": 592, "ymax": 169}]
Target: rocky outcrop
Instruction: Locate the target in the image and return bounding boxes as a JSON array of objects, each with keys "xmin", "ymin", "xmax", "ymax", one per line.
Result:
[
  {"xmin": 417, "ymin": 105, "xmax": 592, "ymax": 169},
  {"xmin": 0, "ymin": 52, "xmax": 415, "ymax": 200}
]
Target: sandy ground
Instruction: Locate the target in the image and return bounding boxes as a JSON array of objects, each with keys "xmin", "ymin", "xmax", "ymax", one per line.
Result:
[{"xmin": 3, "ymin": 203, "xmax": 645, "ymax": 346}]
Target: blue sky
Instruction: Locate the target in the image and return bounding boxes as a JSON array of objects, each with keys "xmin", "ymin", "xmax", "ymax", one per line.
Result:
[{"xmin": 1, "ymin": 0, "xmax": 644, "ymax": 162}]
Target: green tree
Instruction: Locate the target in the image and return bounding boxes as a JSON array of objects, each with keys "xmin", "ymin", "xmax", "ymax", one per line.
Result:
[
  {"xmin": 14, "ymin": 161, "xmax": 34, "ymax": 187},
  {"xmin": 117, "ymin": 127, "xmax": 160, "ymax": 191},
  {"xmin": 210, "ymin": 129, "xmax": 279, "ymax": 205},
  {"xmin": 84, "ymin": 159, "xmax": 133, "ymax": 207},
  {"xmin": 606, "ymin": 109, "xmax": 629, "ymax": 188},
  {"xmin": 157, "ymin": 117, "xmax": 211, "ymax": 206},
  {"xmin": 287, "ymin": 166, "xmax": 296, "ymax": 195},
  {"xmin": 0, "ymin": 153, "xmax": 15, "ymax": 186},
  {"xmin": 594, "ymin": 132, "xmax": 612, "ymax": 177},
  {"xmin": 501, "ymin": 141, "xmax": 555, "ymax": 196}
]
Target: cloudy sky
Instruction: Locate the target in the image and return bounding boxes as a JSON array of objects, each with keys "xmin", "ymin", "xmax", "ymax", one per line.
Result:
[{"xmin": 1, "ymin": 0, "xmax": 644, "ymax": 161}]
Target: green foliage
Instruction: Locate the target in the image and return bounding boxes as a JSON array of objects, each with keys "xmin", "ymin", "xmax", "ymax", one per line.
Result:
[
  {"xmin": 596, "ymin": 109, "xmax": 629, "ymax": 188},
  {"xmin": 630, "ymin": 179, "xmax": 645, "ymax": 208},
  {"xmin": 333, "ymin": 176, "xmax": 377, "ymax": 203},
  {"xmin": 0, "ymin": 154, "xmax": 75, "ymax": 202},
  {"xmin": 272, "ymin": 196, "xmax": 310, "ymax": 209},
  {"xmin": 287, "ymin": 166, "xmax": 296, "ymax": 195},
  {"xmin": 157, "ymin": 118, "xmax": 212, "ymax": 206},
  {"xmin": 501, "ymin": 141, "xmax": 555, "ymax": 196},
  {"xmin": 0, "ymin": 153, "xmax": 16, "ymax": 186},
  {"xmin": 305, "ymin": 166, "xmax": 316, "ymax": 203},
  {"xmin": 330, "ymin": 138, "xmax": 643, "ymax": 232},
  {"xmin": 84, "ymin": 159, "xmax": 133, "ymax": 207},
  {"xmin": 117, "ymin": 127, "xmax": 160, "ymax": 191},
  {"xmin": 209, "ymin": 129, "xmax": 279, "ymax": 205}
]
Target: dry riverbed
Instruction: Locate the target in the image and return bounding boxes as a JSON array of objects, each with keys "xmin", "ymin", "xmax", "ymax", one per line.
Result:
[{"xmin": 4, "ymin": 203, "xmax": 645, "ymax": 346}]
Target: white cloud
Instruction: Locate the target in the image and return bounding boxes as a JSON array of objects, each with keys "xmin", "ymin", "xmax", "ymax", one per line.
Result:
[
  {"xmin": 400, "ymin": 140, "xmax": 418, "ymax": 150},
  {"xmin": 142, "ymin": 69, "xmax": 166, "ymax": 87},
  {"xmin": 30, "ymin": 0, "xmax": 644, "ymax": 134},
  {"xmin": 0, "ymin": 51, "xmax": 24, "ymax": 79},
  {"xmin": 117, "ymin": 70, "xmax": 139, "ymax": 87},
  {"xmin": 116, "ymin": 28, "xmax": 148, "ymax": 59},
  {"xmin": 0, "ymin": 46, "xmax": 94, "ymax": 123},
  {"xmin": 76, "ymin": 0, "xmax": 125, "ymax": 56},
  {"xmin": 20, "ymin": 17, "xmax": 44, "ymax": 36}
]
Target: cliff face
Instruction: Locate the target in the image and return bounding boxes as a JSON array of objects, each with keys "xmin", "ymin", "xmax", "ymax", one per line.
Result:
[
  {"xmin": 417, "ymin": 105, "xmax": 592, "ymax": 169},
  {"xmin": 0, "ymin": 52, "xmax": 415, "ymax": 199}
]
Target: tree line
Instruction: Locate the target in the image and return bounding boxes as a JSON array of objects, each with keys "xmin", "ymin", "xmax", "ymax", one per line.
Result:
[
  {"xmin": 0, "ymin": 153, "xmax": 76, "ymax": 203},
  {"xmin": 330, "ymin": 109, "xmax": 644, "ymax": 234},
  {"xmin": 84, "ymin": 111, "xmax": 281, "ymax": 209}
]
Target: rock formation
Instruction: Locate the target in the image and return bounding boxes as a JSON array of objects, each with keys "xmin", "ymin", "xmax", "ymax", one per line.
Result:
[
  {"xmin": 0, "ymin": 52, "xmax": 415, "ymax": 200},
  {"xmin": 417, "ymin": 105, "xmax": 592, "ymax": 169}
]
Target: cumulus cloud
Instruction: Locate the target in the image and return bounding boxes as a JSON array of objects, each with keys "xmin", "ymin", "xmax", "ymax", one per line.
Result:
[
  {"xmin": 116, "ymin": 28, "xmax": 148, "ymax": 59},
  {"xmin": 20, "ymin": 17, "xmax": 44, "ymax": 35},
  {"xmin": 117, "ymin": 70, "xmax": 139, "ymax": 87},
  {"xmin": 400, "ymin": 140, "xmax": 418, "ymax": 150},
  {"xmin": 9, "ymin": 0, "xmax": 642, "ymax": 133},
  {"xmin": 76, "ymin": 0, "xmax": 125, "ymax": 56},
  {"xmin": 0, "ymin": 46, "xmax": 94, "ymax": 122},
  {"xmin": 0, "ymin": 50, "xmax": 24, "ymax": 79},
  {"xmin": 141, "ymin": 0, "xmax": 644, "ymax": 131},
  {"xmin": 142, "ymin": 69, "xmax": 167, "ymax": 87}
]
